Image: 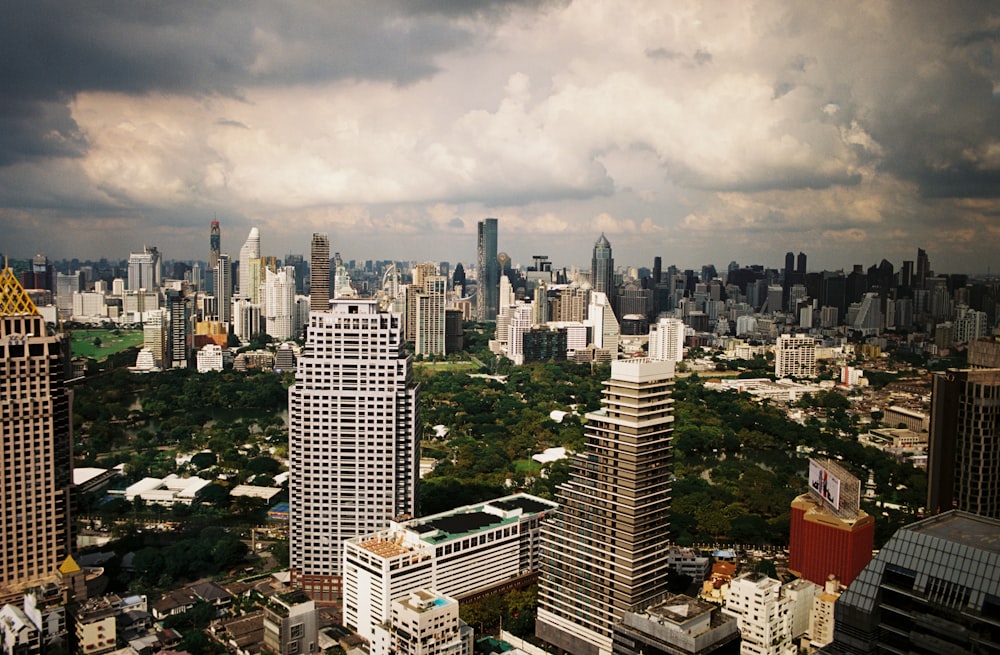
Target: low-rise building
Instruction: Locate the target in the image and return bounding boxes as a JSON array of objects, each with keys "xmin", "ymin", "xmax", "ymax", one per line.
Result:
[
  {"xmin": 344, "ymin": 494, "xmax": 557, "ymax": 642},
  {"xmin": 262, "ymin": 591, "xmax": 317, "ymax": 655},
  {"xmin": 612, "ymin": 594, "xmax": 739, "ymax": 655},
  {"xmin": 371, "ymin": 590, "xmax": 473, "ymax": 655}
]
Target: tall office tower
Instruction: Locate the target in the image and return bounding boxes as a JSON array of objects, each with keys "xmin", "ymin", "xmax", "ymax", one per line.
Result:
[
  {"xmin": 828, "ymin": 510, "xmax": 1000, "ymax": 654},
  {"xmin": 652, "ymin": 256, "xmax": 662, "ymax": 286},
  {"xmin": 926, "ymin": 368, "xmax": 1000, "ymax": 518},
  {"xmin": 915, "ymin": 247, "xmax": 930, "ymax": 289},
  {"xmin": 536, "ymin": 358, "xmax": 675, "ymax": 655},
  {"xmin": 648, "ymin": 317, "xmax": 685, "ymax": 364},
  {"xmin": 0, "ymin": 266, "xmax": 73, "ymax": 601},
  {"xmin": 533, "ymin": 281, "xmax": 550, "ymax": 326},
  {"xmin": 507, "ymin": 303, "xmax": 535, "ymax": 365},
  {"xmin": 165, "ymin": 288, "xmax": 193, "ymax": 369},
  {"xmin": 788, "ymin": 459, "xmax": 874, "ymax": 587},
  {"xmin": 452, "ymin": 263, "xmax": 466, "ymax": 297},
  {"xmin": 238, "ymin": 227, "xmax": 261, "ymax": 301},
  {"xmin": 127, "ymin": 247, "xmax": 161, "ymax": 291},
  {"xmin": 21, "ymin": 254, "xmax": 54, "ymax": 292},
  {"xmin": 264, "ymin": 267, "xmax": 297, "ymax": 341},
  {"xmin": 414, "ymin": 276, "xmax": 446, "ymax": 357},
  {"xmin": 591, "ymin": 234, "xmax": 615, "ymax": 300},
  {"xmin": 476, "ymin": 218, "xmax": 499, "ymax": 321},
  {"xmin": 208, "ymin": 220, "xmax": 221, "ymax": 295},
  {"xmin": 587, "ymin": 291, "xmax": 619, "ymax": 358},
  {"xmin": 289, "ymin": 299, "xmax": 419, "ymax": 603},
  {"xmin": 557, "ymin": 286, "xmax": 590, "ymax": 322},
  {"xmin": 143, "ymin": 310, "xmax": 168, "ymax": 367},
  {"xmin": 774, "ymin": 334, "xmax": 817, "ymax": 379},
  {"xmin": 216, "ymin": 253, "xmax": 232, "ymax": 325},
  {"xmin": 796, "ymin": 252, "xmax": 807, "ymax": 276},
  {"xmin": 309, "ymin": 234, "xmax": 330, "ymax": 312}
]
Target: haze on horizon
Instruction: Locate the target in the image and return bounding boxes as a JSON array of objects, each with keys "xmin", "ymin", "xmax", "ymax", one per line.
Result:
[{"xmin": 1, "ymin": 1, "xmax": 998, "ymax": 274}]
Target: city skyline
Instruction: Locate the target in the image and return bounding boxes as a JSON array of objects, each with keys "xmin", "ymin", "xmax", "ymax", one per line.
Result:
[{"xmin": 1, "ymin": 3, "xmax": 998, "ymax": 274}]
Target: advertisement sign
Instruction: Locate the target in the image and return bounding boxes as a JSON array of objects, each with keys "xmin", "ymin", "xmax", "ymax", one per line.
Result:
[{"xmin": 809, "ymin": 459, "xmax": 841, "ymax": 511}]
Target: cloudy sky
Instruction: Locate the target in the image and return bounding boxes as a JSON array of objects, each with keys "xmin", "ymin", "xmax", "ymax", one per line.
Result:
[{"xmin": 1, "ymin": 1, "xmax": 998, "ymax": 274}]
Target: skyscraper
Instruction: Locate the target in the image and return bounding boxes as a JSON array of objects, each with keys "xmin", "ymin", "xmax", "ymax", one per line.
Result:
[
  {"xmin": 926, "ymin": 368, "xmax": 1000, "ymax": 518},
  {"xmin": 127, "ymin": 246, "xmax": 161, "ymax": 291},
  {"xmin": 591, "ymin": 233, "xmax": 615, "ymax": 298},
  {"xmin": 288, "ymin": 299, "xmax": 419, "ymax": 603},
  {"xmin": 264, "ymin": 267, "xmax": 297, "ymax": 341},
  {"xmin": 915, "ymin": 247, "xmax": 930, "ymax": 289},
  {"xmin": 208, "ymin": 220, "xmax": 220, "ymax": 295},
  {"xmin": 216, "ymin": 253, "xmax": 232, "ymax": 325},
  {"xmin": 476, "ymin": 218, "xmax": 499, "ymax": 321},
  {"xmin": 536, "ymin": 358, "xmax": 675, "ymax": 655},
  {"xmin": 310, "ymin": 234, "xmax": 330, "ymax": 313},
  {"xmin": 0, "ymin": 266, "xmax": 73, "ymax": 601},
  {"xmin": 238, "ymin": 227, "xmax": 261, "ymax": 301}
]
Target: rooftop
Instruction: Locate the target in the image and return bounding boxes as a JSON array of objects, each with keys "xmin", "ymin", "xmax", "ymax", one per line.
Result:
[
  {"xmin": 907, "ymin": 510, "xmax": 1000, "ymax": 554},
  {"xmin": 641, "ymin": 594, "xmax": 714, "ymax": 625},
  {"xmin": 408, "ymin": 493, "xmax": 556, "ymax": 544}
]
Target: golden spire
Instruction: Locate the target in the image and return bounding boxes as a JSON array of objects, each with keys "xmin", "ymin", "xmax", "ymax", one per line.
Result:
[{"xmin": 0, "ymin": 264, "xmax": 40, "ymax": 316}]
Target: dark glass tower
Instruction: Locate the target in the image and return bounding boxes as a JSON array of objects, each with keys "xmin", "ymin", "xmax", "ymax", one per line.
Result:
[
  {"xmin": 208, "ymin": 220, "xmax": 220, "ymax": 295},
  {"xmin": 476, "ymin": 218, "xmax": 499, "ymax": 321},
  {"xmin": 309, "ymin": 233, "xmax": 330, "ymax": 312}
]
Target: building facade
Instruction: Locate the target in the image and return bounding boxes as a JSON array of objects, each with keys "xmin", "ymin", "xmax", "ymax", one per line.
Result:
[
  {"xmin": 828, "ymin": 511, "xmax": 1000, "ymax": 654},
  {"xmin": 774, "ymin": 334, "xmax": 816, "ymax": 379},
  {"xmin": 0, "ymin": 267, "xmax": 73, "ymax": 602},
  {"xmin": 344, "ymin": 494, "xmax": 556, "ymax": 642},
  {"xmin": 926, "ymin": 368, "xmax": 1000, "ymax": 518},
  {"xmin": 309, "ymin": 233, "xmax": 330, "ymax": 313},
  {"xmin": 537, "ymin": 358, "xmax": 675, "ymax": 655},
  {"xmin": 370, "ymin": 590, "xmax": 472, "ymax": 655},
  {"xmin": 591, "ymin": 234, "xmax": 615, "ymax": 301},
  {"xmin": 289, "ymin": 299, "xmax": 419, "ymax": 603},
  {"xmin": 476, "ymin": 218, "xmax": 499, "ymax": 322}
]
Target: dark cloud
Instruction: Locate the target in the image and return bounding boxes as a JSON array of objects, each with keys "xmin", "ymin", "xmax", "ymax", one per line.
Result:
[
  {"xmin": 0, "ymin": 1, "xmax": 484, "ymax": 167},
  {"xmin": 645, "ymin": 48, "xmax": 683, "ymax": 61}
]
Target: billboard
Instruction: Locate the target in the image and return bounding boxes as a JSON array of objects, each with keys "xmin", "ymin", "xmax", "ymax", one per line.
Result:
[{"xmin": 809, "ymin": 459, "xmax": 842, "ymax": 511}]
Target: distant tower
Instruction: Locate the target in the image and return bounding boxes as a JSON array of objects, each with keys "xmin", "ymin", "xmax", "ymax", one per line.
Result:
[
  {"xmin": 208, "ymin": 221, "xmax": 221, "ymax": 295},
  {"xmin": 216, "ymin": 253, "xmax": 232, "ymax": 325},
  {"xmin": 289, "ymin": 299, "xmax": 419, "ymax": 603},
  {"xmin": 127, "ymin": 246, "xmax": 161, "ymax": 291},
  {"xmin": 238, "ymin": 227, "xmax": 261, "ymax": 301},
  {"xmin": 652, "ymin": 256, "xmax": 662, "ymax": 286},
  {"xmin": 0, "ymin": 266, "xmax": 73, "ymax": 598},
  {"xmin": 452, "ymin": 263, "xmax": 466, "ymax": 297},
  {"xmin": 476, "ymin": 218, "xmax": 499, "ymax": 321},
  {"xmin": 591, "ymin": 233, "xmax": 615, "ymax": 298},
  {"xmin": 915, "ymin": 248, "xmax": 930, "ymax": 289},
  {"xmin": 927, "ymin": 368, "xmax": 1000, "ymax": 518},
  {"xmin": 310, "ymin": 234, "xmax": 330, "ymax": 312},
  {"xmin": 537, "ymin": 358, "xmax": 675, "ymax": 655},
  {"xmin": 796, "ymin": 252, "xmax": 807, "ymax": 276}
]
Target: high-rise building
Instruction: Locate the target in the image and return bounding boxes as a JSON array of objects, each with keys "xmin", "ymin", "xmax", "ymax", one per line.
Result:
[
  {"xmin": 587, "ymin": 291, "xmax": 619, "ymax": 358},
  {"xmin": 289, "ymin": 299, "xmax": 419, "ymax": 604},
  {"xmin": 774, "ymin": 334, "xmax": 816, "ymax": 379},
  {"xmin": 414, "ymin": 276, "xmax": 446, "ymax": 357},
  {"xmin": 309, "ymin": 234, "xmax": 330, "ymax": 313},
  {"xmin": 788, "ymin": 459, "xmax": 874, "ymax": 588},
  {"xmin": 926, "ymin": 368, "xmax": 1000, "ymax": 518},
  {"xmin": 264, "ymin": 267, "xmax": 297, "ymax": 341},
  {"xmin": 165, "ymin": 288, "xmax": 193, "ymax": 369},
  {"xmin": 0, "ymin": 267, "xmax": 73, "ymax": 601},
  {"xmin": 915, "ymin": 247, "xmax": 930, "ymax": 289},
  {"xmin": 216, "ymin": 253, "xmax": 232, "ymax": 325},
  {"xmin": 828, "ymin": 510, "xmax": 1000, "ymax": 654},
  {"xmin": 536, "ymin": 358, "xmax": 675, "ymax": 655},
  {"xmin": 476, "ymin": 218, "xmax": 499, "ymax": 321},
  {"xmin": 238, "ymin": 227, "xmax": 261, "ymax": 302},
  {"xmin": 648, "ymin": 317, "xmax": 685, "ymax": 364},
  {"xmin": 591, "ymin": 234, "xmax": 615, "ymax": 301},
  {"xmin": 208, "ymin": 220, "xmax": 221, "ymax": 295},
  {"xmin": 127, "ymin": 247, "xmax": 161, "ymax": 291}
]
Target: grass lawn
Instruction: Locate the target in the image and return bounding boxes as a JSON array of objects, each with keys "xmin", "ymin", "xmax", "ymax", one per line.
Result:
[
  {"xmin": 71, "ymin": 328, "xmax": 144, "ymax": 361},
  {"xmin": 513, "ymin": 458, "xmax": 542, "ymax": 473},
  {"xmin": 414, "ymin": 360, "xmax": 479, "ymax": 374}
]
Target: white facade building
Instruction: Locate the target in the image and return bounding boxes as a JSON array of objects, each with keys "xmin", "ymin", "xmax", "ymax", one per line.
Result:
[
  {"xmin": 414, "ymin": 277, "xmax": 446, "ymax": 357},
  {"xmin": 289, "ymin": 299, "xmax": 419, "ymax": 603},
  {"xmin": 71, "ymin": 291, "xmax": 106, "ymax": 321},
  {"xmin": 723, "ymin": 573, "xmax": 796, "ymax": 655},
  {"xmin": 265, "ymin": 267, "xmax": 297, "ymax": 341},
  {"xmin": 774, "ymin": 334, "xmax": 817, "ymax": 379},
  {"xmin": 371, "ymin": 590, "xmax": 472, "ymax": 655},
  {"xmin": 344, "ymin": 494, "xmax": 556, "ymax": 642},
  {"xmin": 587, "ymin": 291, "xmax": 619, "ymax": 358},
  {"xmin": 648, "ymin": 317, "xmax": 685, "ymax": 364},
  {"xmin": 196, "ymin": 344, "xmax": 225, "ymax": 372},
  {"xmin": 238, "ymin": 227, "xmax": 260, "ymax": 301},
  {"xmin": 507, "ymin": 304, "xmax": 535, "ymax": 365}
]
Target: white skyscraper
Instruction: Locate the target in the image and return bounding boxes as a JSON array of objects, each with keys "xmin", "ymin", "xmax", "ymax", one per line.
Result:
[
  {"xmin": 238, "ymin": 227, "xmax": 261, "ymax": 301},
  {"xmin": 289, "ymin": 299, "xmax": 420, "ymax": 603},
  {"xmin": 587, "ymin": 291, "xmax": 619, "ymax": 358},
  {"xmin": 265, "ymin": 267, "xmax": 297, "ymax": 341},
  {"xmin": 648, "ymin": 317, "xmax": 685, "ymax": 364}
]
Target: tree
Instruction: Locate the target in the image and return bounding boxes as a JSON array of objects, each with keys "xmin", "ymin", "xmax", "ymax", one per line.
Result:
[{"xmin": 92, "ymin": 337, "xmax": 102, "ymax": 348}]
